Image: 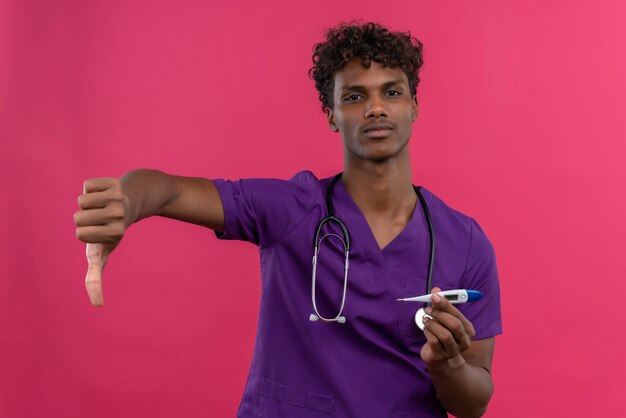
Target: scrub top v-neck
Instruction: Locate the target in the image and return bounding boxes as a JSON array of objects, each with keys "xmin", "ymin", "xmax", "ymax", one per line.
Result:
[
  {"xmin": 212, "ymin": 170, "xmax": 502, "ymax": 418},
  {"xmin": 331, "ymin": 177, "xmax": 428, "ymax": 283}
]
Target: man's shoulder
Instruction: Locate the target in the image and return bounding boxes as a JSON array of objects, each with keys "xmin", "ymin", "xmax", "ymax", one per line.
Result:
[
  {"xmin": 418, "ymin": 186, "xmax": 473, "ymax": 224},
  {"xmin": 287, "ymin": 170, "xmax": 324, "ymax": 187},
  {"xmin": 218, "ymin": 170, "xmax": 323, "ymax": 195},
  {"xmin": 262, "ymin": 170, "xmax": 325, "ymax": 197},
  {"xmin": 214, "ymin": 170, "xmax": 326, "ymax": 246},
  {"xmin": 418, "ymin": 186, "xmax": 492, "ymax": 245}
]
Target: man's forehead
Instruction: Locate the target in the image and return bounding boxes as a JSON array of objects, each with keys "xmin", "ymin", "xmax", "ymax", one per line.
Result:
[{"xmin": 333, "ymin": 59, "xmax": 409, "ymax": 90}]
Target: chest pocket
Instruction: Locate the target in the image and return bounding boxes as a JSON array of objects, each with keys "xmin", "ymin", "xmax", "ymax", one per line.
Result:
[
  {"xmin": 397, "ymin": 275, "xmax": 429, "ymax": 343},
  {"xmin": 259, "ymin": 378, "xmax": 334, "ymax": 417}
]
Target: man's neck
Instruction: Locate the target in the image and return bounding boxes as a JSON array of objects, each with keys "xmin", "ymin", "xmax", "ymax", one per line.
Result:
[{"xmin": 341, "ymin": 154, "xmax": 416, "ymax": 219}]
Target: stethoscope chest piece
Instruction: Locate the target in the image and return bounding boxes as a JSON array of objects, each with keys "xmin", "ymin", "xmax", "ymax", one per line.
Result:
[{"xmin": 414, "ymin": 307, "xmax": 434, "ymax": 331}]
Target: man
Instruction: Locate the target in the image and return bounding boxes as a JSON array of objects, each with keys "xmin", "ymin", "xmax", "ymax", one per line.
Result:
[{"xmin": 75, "ymin": 22, "xmax": 502, "ymax": 417}]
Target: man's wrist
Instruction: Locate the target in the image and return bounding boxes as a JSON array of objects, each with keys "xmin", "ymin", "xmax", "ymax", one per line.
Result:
[{"xmin": 122, "ymin": 193, "xmax": 135, "ymax": 227}]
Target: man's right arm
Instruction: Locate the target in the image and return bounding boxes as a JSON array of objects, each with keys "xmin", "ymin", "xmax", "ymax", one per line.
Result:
[
  {"xmin": 121, "ymin": 169, "xmax": 224, "ymax": 231},
  {"xmin": 74, "ymin": 169, "xmax": 224, "ymax": 307}
]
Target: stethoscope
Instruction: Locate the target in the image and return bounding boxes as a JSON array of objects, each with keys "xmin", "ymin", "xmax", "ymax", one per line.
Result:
[{"xmin": 309, "ymin": 173, "xmax": 435, "ymax": 324}]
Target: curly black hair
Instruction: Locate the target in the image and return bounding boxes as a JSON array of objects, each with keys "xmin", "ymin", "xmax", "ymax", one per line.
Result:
[{"xmin": 309, "ymin": 22, "xmax": 424, "ymax": 113}]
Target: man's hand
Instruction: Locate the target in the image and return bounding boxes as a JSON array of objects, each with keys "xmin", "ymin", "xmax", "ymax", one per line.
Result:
[
  {"xmin": 419, "ymin": 288, "xmax": 494, "ymax": 417},
  {"xmin": 74, "ymin": 178, "xmax": 129, "ymax": 307},
  {"xmin": 420, "ymin": 287, "xmax": 476, "ymax": 368}
]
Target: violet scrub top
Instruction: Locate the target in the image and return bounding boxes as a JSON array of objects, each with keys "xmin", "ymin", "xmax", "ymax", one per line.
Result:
[{"xmin": 212, "ymin": 171, "xmax": 502, "ymax": 418}]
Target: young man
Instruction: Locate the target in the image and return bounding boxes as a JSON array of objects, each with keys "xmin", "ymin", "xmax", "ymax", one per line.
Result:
[{"xmin": 75, "ymin": 22, "xmax": 502, "ymax": 418}]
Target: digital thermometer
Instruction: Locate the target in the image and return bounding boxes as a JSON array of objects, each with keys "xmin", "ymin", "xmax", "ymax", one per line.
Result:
[
  {"xmin": 397, "ymin": 289, "xmax": 484, "ymax": 331},
  {"xmin": 397, "ymin": 289, "xmax": 483, "ymax": 304}
]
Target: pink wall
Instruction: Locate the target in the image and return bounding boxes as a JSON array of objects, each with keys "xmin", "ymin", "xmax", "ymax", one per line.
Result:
[{"xmin": 2, "ymin": 0, "xmax": 625, "ymax": 416}]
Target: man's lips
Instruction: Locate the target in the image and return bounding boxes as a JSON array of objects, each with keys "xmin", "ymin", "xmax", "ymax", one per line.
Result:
[{"xmin": 363, "ymin": 123, "xmax": 394, "ymax": 138}]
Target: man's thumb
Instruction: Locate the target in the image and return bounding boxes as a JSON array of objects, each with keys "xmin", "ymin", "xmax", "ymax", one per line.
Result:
[{"xmin": 85, "ymin": 243, "xmax": 109, "ymax": 307}]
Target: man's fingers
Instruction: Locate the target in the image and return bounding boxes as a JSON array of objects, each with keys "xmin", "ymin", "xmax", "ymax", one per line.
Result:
[
  {"xmin": 425, "ymin": 310, "xmax": 472, "ymax": 351},
  {"xmin": 78, "ymin": 179, "xmax": 124, "ymax": 308},
  {"xmin": 424, "ymin": 319, "xmax": 461, "ymax": 359},
  {"xmin": 421, "ymin": 326, "xmax": 445, "ymax": 363},
  {"xmin": 429, "ymin": 287, "xmax": 476, "ymax": 338},
  {"xmin": 83, "ymin": 178, "xmax": 118, "ymax": 194},
  {"xmin": 85, "ymin": 243, "xmax": 110, "ymax": 307},
  {"xmin": 74, "ymin": 206, "xmax": 125, "ymax": 227},
  {"xmin": 76, "ymin": 225, "xmax": 125, "ymax": 244},
  {"xmin": 78, "ymin": 192, "xmax": 111, "ymax": 210}
]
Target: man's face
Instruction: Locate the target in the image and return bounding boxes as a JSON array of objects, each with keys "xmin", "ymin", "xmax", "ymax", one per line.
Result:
[{"xmin": 327, "ymin": 59, "xmax": 418, "ymax": 163}]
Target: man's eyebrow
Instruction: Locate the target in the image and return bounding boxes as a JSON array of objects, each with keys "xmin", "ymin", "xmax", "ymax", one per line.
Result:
[
  {"xmin": 340, "ymin": 84, "xmax": 366, "ymax": 92},
  {"xmin": 340, "ymin": 80, "xmax": 405, "ymax": 92},
  {"xmin": 380, "ymin": 80, "xmax": 404, "ymax": 89}
]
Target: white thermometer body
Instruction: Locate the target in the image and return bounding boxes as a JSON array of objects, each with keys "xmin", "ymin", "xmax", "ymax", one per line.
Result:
[
  {"xmin": 398, "ymin": 289, "xmax": 484, "ymax": 331},
  {"xmin": 397, "ymin": 289, "xmax": 483, "ymax": 304}
]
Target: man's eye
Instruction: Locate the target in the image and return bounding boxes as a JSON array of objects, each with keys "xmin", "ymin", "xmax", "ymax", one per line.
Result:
[
  {"xmin": 386, "ymin": 90, "xmax": 401, "ymax": 97},
  {"xmin": 344, "ymin": 94, "xmax": 362, "ymax": 101}
]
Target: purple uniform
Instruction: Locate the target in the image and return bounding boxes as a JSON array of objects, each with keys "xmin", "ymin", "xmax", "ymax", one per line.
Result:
[{"xmin": 213, "ymin": 171, "xmax": 502, "ymax": 418}]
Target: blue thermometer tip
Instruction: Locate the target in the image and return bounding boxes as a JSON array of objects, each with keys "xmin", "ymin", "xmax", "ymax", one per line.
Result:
[{"xmin": 467, "ymin": 290, "xmax": 483, "ymax": 302}]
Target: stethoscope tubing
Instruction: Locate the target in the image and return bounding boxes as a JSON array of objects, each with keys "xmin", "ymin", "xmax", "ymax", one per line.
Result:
[{"xmin": 415, "ymin": 183, "xmax": 435, "ymax": 297}]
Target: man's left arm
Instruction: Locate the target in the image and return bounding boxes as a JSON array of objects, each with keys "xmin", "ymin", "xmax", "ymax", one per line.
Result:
[{"xmin": 421, "ymin": 288, "xmax": 496, "ymax": 418}]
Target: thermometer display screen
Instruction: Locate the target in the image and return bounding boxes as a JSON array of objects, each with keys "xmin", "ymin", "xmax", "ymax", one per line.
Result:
[{"xmin": 444, "ymin": 294, "xmax": 459, "ymax": 301}]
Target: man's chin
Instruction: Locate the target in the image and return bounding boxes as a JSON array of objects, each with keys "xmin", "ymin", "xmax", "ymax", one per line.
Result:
[
  {"xmin": 351, "ymin": 151, "xmax": 398, "ymax": 164},
  {"xmin": 351, "ymin": 143, "xmax": 408, "ymax": 163}
]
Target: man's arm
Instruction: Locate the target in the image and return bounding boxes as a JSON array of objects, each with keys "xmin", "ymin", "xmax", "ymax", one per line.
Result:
[
  {"xmin": 123, "ymin": 169, "xmax": 225, "ymax": 231},
  {"xmin": 420, "ymin": 289, "xmax": 496, "ymax": 418},
  {"xmin": 74, "ymin": 169, "xmax": 224, "ymax": 307}
]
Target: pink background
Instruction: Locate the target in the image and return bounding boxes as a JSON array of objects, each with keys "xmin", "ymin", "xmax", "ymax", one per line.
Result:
[{"xmin": 2, "ymin": 0, "xmax": 625, "ymax": 417}]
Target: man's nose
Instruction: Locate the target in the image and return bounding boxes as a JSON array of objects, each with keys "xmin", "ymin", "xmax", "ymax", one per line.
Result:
[{"xmin": 364, "ymin": 95, "xmax": 388, "ymax": 118}]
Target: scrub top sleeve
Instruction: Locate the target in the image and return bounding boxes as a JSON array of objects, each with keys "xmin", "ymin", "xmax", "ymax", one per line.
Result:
[
  {"xmin": 458, "ymin": 217, "xmax": 503, "ymax": 340},
  {"xmin": 211, "ymin": 172, "xmax": 319, "ymax": 247}
]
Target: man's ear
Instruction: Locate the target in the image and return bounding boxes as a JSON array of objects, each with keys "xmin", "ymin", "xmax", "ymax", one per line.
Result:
[
  {"xmin": 327, "ymin": 108, "xmax": 339, "ymax": 132},
  {"xmin": 411, "ymin": 96, "xmax": 419, "ymax": 122}
]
